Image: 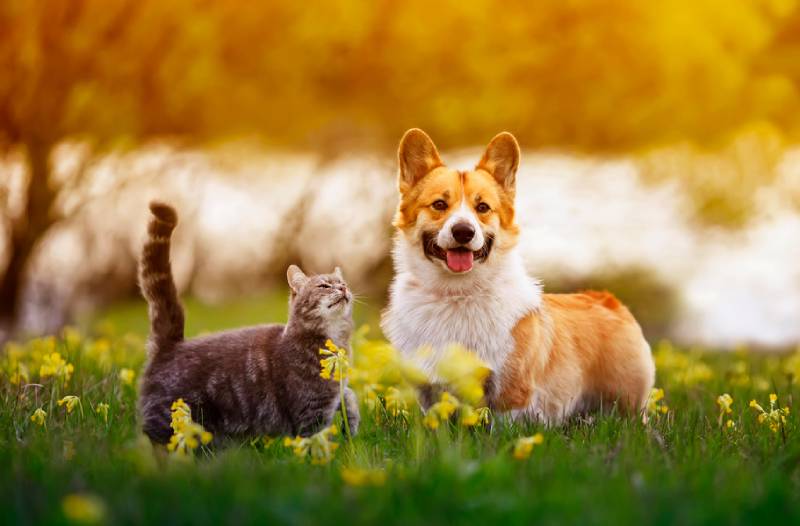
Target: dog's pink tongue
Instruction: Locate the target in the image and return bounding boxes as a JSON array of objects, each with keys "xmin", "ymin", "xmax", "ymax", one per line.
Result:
[{"xmin": 446, "ymin": 250, "xmax": 474, "ymax": 273}]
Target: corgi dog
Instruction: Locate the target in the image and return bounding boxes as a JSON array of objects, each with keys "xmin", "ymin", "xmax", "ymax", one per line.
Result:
[{"xmin": 381, "ymin": 129, "xmax": 655, "ymax": 424}]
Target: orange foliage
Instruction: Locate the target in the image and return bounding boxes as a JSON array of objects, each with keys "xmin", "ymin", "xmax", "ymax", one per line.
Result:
[{"xmin": 0, "ymin": 0, "xmax": 799, "ymax": 151}]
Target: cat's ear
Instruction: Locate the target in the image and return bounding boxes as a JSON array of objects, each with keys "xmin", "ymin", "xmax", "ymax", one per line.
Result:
[
  {"xmin": 333, "ymin": 266, "xmax": 343, "ymax": 279},
  {"xmin": 287, "ymin": 265, "xmax": 308, "ymax": 294}
]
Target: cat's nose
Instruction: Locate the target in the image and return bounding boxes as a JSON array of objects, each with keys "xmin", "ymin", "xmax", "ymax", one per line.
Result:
[{"xmin": 337, "ymin": 284, "xmax": 347, "ymax": 293}]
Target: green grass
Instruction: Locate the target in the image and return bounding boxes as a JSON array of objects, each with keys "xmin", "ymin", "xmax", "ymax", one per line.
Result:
[{"xmin": 2, "ymin": 293, "xmax": 799, "ymax": 525}]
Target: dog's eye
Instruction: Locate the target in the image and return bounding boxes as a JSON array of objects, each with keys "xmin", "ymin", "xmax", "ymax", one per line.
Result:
[
  {"xmin": 476, "ymin": 202, "xmax": 491, "ymax": 213},
  {"xmin": 431, "ymin": 199, "xmax": 448, "ymax": 211}
]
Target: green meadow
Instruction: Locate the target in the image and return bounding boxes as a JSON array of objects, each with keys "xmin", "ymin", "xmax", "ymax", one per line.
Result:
[{"xmin": 2, "ymin": 293, "xmax": 799, "ymax": 525}]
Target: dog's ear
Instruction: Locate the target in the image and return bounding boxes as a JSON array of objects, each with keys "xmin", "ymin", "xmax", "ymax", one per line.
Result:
[
  {"xmin": 477, "ymin": 132, "xmax": 520, "ymax": 195},
  {"xmin": 287, "ymin": 264, "xmax": 308, "ymax": 295},
  {"xmin": 398, "ymin": 128, "xmax": 443, "ymax": 192}
]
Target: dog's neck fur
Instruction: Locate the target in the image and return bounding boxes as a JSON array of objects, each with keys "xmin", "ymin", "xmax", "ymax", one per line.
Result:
[{"xmin": 382, "ymin": 235, "xmax": 542, "ymax": 379}]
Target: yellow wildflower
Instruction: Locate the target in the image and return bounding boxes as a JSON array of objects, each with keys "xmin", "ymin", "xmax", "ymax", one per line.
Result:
[
  {"xmin": 9, "ymin": 363, "xmax": 29, "ymax": 386},
  {"xmin": 96, "ymin": 403, "xmax": 109, "ymax": 423},
  {"xmin": 62, "ymin": 326, "xmax": 82, "ymax": 349},
  {"xmin": 319, "ymin": 339, "xmax": 349, "ymax": 381},
  {"xmin": 654, "ymin": 341, "xmax": 713, "ymax": 386},
  {"xmin": 716, "ymin": 393, "xmax": 734, "ymax": 428},
  {"xmin": 423, "ymin": 411, "xmax": 441, "ymax": 430},
  {"xmin": 62, "ymin": 493, "xmax": 106, "ymax": 524},
  {"xmin": 384, "ymin": 386, "xmax": 412, "ymax": 418},
  {"xmin": 460, "ymin": 405, "xmax": 479, "ymax": 426},
  {"xmin": 513, "ymin": 433, "xmax": 544, "ymax": 460},
  {"xmin": 717, "ymin": 394, "xmax": 733, "ymax": 414},
  {"xmin": 119, "ymin": 368, "xmax": 135, "ymax": 386},
  {"xmin": 435, "ymin": 345, "xmax": 491, "ymax": 405},
  {"xmin": 460, "ymin": 406, "xmax": 491, "ymax": 427},
  {"xmin": 58, "ymin": 395, "xmax": 81, "ymax": 415},
  {"xmin": 341, "ymin": 467, "xmax": 387, "ymax": 487},
  {"xmin": 40, "ymin": 352, "xmax": 74, "ymax": 384},
  {"xmin": 424, "ymin": 392, "xmax": 460, "ymax": 429},
  {"xmin": 30, "ymin": 407, "xmax": 47, "ymax": 427},
  {"xmin": 647, "ymin": 388, "xmax": 669, "ymax": 416},
  {"xmin": 166, "ymin": 399, "xmax": 213, "ymax": 457},
  {"xmin": 283, "ymin": 425, "xmax": 339, "ymax": 465},
  {"xmin": 749, "ymin": 394, "xmax": 790, "ymax": 433}
]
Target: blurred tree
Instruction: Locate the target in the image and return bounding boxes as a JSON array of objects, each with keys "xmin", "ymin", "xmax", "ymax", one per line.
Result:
[
  {"xmin": 1, "ymin": 0, "xmax": 800, "ymax": 337},
  {"xmin": 0, "ymin": 0, "xmax": 229, "ymax": 338}
]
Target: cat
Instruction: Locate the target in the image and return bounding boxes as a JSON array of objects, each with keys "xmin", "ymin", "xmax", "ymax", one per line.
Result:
[{"xmin": 137, "ymin": 201, "xmax": 359, "ymax": 445}]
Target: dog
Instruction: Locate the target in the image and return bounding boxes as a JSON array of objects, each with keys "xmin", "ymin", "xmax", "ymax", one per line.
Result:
[{"xmin": 381, "ymin": 128, "xmax": 655, "ymax": 424}]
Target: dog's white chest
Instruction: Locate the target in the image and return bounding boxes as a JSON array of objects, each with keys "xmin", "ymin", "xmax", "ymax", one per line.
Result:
[{"xmin": 382, "ymin": 267, "xmax": 541, "ymax": 378}]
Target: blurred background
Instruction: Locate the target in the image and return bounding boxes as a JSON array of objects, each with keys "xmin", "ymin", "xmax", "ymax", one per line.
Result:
[{"xmin": 1, "ymin": 0, "xmax": 799, "ymax": 348}]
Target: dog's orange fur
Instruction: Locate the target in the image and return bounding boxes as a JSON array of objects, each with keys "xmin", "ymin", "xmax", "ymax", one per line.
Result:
[
  {"xmin": 395, "ymin": 167, "xmax": 518, "ymax": 240},
  {"xmin": 498, "ymin": 292, "xmax": 654, "ymax": 416}
]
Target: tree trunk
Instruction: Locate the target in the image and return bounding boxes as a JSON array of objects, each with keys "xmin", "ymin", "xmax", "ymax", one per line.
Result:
[{"xmin": 0, "ymin": 140, "xmax": 56, "ymax": 342}]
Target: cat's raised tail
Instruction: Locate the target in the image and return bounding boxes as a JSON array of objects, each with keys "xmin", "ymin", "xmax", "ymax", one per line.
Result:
[{"xmin": 139, "ymin": 201, "xmax": 184, "ymax": 353}]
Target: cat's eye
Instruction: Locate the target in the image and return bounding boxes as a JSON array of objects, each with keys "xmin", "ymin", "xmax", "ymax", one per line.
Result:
[
  {"xmin": 318, "ymin": 283, "xmax": 331, "ymax": 289},
  {"xmin": 432, "ymin": 199, "xmax": 448, "ymax": 211},
  {"xmin": 476, "ymin": 202, "xmax": 491, "ymax": 213}
]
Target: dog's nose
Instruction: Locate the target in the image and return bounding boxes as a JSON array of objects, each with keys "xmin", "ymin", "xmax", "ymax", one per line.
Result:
[{"xmin": 451, "ymin": 222, "xmax": 475, "ymax": 244}]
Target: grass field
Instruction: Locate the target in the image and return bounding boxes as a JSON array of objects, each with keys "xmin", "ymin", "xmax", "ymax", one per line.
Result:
[{"xmin": 2, "ymin": 293, "xmax": 799, "ymax": 525}]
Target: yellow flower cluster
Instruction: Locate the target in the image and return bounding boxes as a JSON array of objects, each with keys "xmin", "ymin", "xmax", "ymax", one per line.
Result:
[
  {"xmin": 62, "ymin": 493, "xmax": 106, "ymax": 524},
  {"xmin": 320, "ymin": 339, "xmax": 349, "ymax": 381},
  {"xmin": 347, "ymin": 326, "xmax": 426, "ymax": 423},
  {"xmin": 166, "ymin": 399, "xmax": 213, "ymax": 457},
  {"xmin": 30, "ymin": 407, "xmax": 47, "ymax": 427},
  {"xmin": 654, "ymin": 341, "xmax": 713, "ymax": 386},
  {"xmin": 96, "ymin": 402, "xmax": 110, "ymax": 423},
  {"xmin": 283, "ymin": 425, "xmax": 340, "ymax": 465},
  {"xmin": 118, "ymin": 368, "xmax": 135, "ymax": 386},
  {"xmin": 435, "ymin": 345, "xmax": 491, "ymax": 406},
  {"xmin": 422, "ymin": 392, "xmax": 490, "ymax": 430},
  {"xmin": 40, "ymin": 352, "xmax": 74, "ymax": 385},
  {"xmin": 749, "ymin": 394, "xmax": 790, "ymax": 433},
  {"xmin": 716, "ymin": 393, "xmax": 735, "ymax": 429},
  {"xmin": 647, "ymin": 388, "xmax": 669, "ymax": 417},
  {"xmin": 2, "ymin": 328, "xmax": 145, "ymax": 390},
  {"xmin": 58, "ymin": 395, "xmax": 81, "ymax": 415},
  {"xmin": 513, "ymin": 433, "xmax": 544, "ymax": 460},
  {"xmin": 340, "ymin": 467, "xmax": 386, "ymax": 487}
]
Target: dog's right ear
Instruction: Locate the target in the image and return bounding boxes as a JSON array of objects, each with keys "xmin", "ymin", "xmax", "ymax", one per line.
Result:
[
  {"xmin": 287, "ymin": 265, "xmax": 308, "ymax": 295},
  {"xmin": 397, "ymin": 128, "xmax": 443, "ymax": 193}
]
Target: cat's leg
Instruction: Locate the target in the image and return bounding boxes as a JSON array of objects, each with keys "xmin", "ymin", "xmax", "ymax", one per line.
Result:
[{"xmin": 342, "ymin": 387, "xmax": 360, "ymax": 437}]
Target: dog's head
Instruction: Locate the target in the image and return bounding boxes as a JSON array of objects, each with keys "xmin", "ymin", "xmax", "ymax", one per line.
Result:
[{"xmin": 393, "ymin": 128, "xmax": 521, "ymax": 277}]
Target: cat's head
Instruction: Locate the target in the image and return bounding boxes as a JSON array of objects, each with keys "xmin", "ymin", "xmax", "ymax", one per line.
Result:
[{"xmin": 286, "ymin": 264, "xmax": 353, "ymax": 331}]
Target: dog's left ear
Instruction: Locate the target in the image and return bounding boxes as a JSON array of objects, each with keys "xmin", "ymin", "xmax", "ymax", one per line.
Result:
[{"xmin": 477, "ymin": 132, "xmax": 520, "ymax": 195}]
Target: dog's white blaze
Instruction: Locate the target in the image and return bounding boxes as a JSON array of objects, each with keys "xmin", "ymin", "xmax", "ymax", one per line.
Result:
[
  {"xmin": 382, "ymin": 239, "xmax": 541, "ymax": 380},
  {"xmin": 436, "ymin": 199, "xmax": 484, "ymax": 251}
]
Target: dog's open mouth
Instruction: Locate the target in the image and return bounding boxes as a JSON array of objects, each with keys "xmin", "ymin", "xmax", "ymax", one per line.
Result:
[{"xmin": 422, "ymin": 232, "xmax": 493, "ymax": 273}]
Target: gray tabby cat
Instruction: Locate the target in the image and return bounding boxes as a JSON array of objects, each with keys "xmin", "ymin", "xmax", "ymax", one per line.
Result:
[{"xmin": 137, "ymin": 201, "xmax": 359, "ymax": 445}]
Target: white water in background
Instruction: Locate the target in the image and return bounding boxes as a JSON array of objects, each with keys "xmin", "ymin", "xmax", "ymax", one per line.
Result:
[{"xmin": 5, "ymin": 144, "xmax": 800, "ymax": 347}]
